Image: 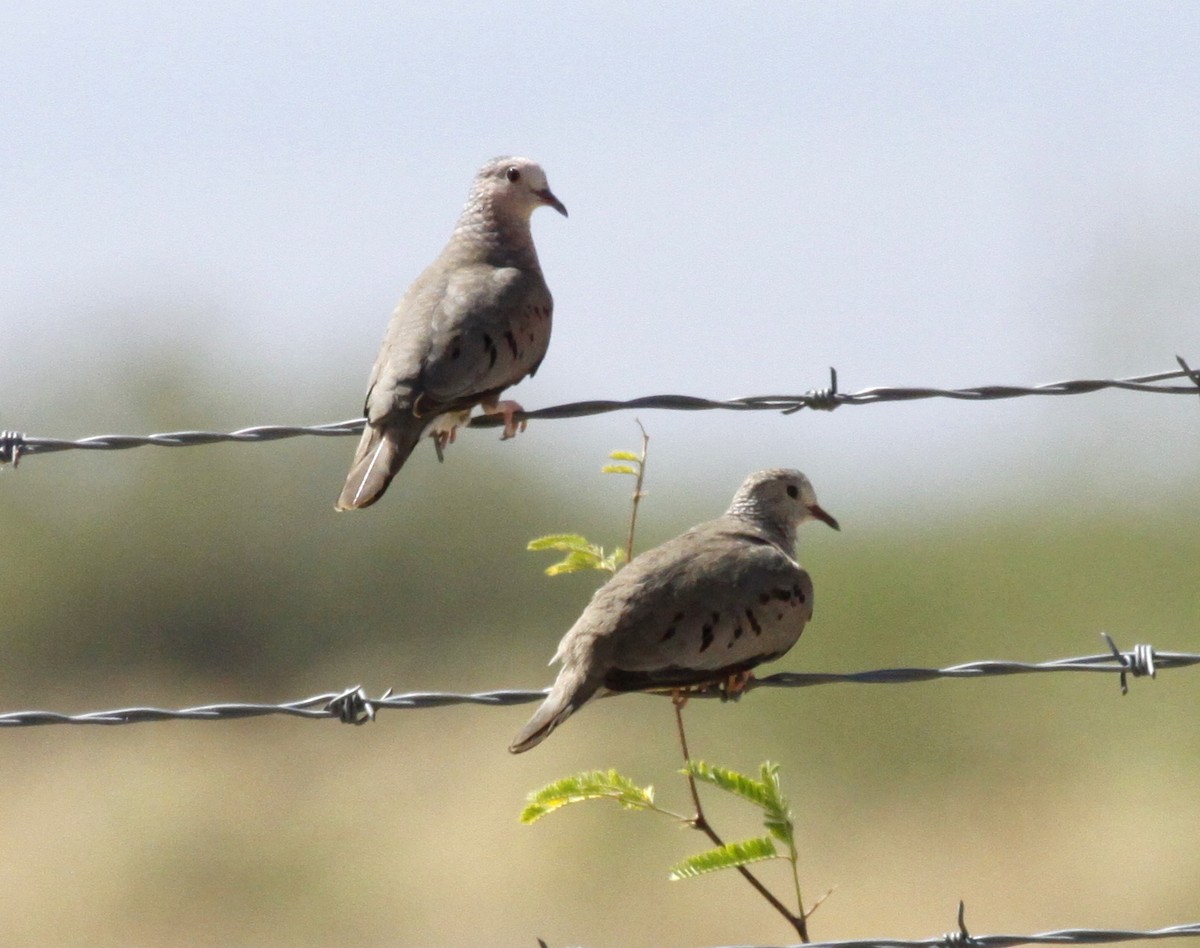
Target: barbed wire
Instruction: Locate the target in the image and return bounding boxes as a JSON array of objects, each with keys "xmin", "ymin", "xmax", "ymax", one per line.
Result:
[
  {"xmin": 1, "ymin": 635, "xmax": 1192, "ymax": 728},
  {"xmin": 703, "ymin": 916, "xmax": 1200, "ymax": 948},
  {"xmin": 3, "ymin": 358, "xmax": 1197, "ymax": 466}
]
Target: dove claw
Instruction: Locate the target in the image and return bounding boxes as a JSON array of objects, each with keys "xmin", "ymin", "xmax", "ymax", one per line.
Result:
[{"xmin": 483, "ymin": 399, "xmax": 527, "ymax": 440}]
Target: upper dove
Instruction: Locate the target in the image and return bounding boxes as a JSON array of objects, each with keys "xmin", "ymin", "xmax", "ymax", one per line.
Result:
[
  {"xmin": 336, "ymin": 156, "xmax": 567, "ymax": 510},
  {"xmin": 509, "ymin": 469, "xmax": 839, "ymax": 753}
]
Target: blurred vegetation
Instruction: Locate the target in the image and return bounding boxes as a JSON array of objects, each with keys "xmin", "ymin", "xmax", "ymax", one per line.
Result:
[{"xmin": 1, "ymin": 347, "xmax": 1197, "ymax": 946}]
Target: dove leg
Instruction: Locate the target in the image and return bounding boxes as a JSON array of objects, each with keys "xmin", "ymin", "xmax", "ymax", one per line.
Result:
[
  {"xmin": 429, "ymin": 410, "xmax": 471, "ymax": 462},
  {"xmin": 720, "ymin": 670, "xmax": 755, "ymax": 700},
  {"xmin": 480, "ymin": 397, "xmax": 528, "ymax": 440}
]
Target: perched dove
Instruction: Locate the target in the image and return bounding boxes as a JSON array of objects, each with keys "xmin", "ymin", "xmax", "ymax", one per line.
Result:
[
  {"xmin": 336, "ymin": 156, "xmax": 567, "ymax": 510},
  {"xmin": 509, "ymin": 469, "xmax": 839, "ymax": 753}
]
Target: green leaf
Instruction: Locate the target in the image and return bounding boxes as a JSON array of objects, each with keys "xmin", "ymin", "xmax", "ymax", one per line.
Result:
[
  {"xmin": 545, "ymin": 549, "xmax": 606, "ymax": 576},
  {"xmin": 602, "ymin": 548, "xmax": 628, "ymax": 572},
  {"xmin": 520, "ymin": 770, "xmax": 655, "ymax": 824},
  {"xmin": 601, "ymin": 464, "xmax": 638, "ymax": 476},
  {"xmin": 527, "ymin": 534, "xmax": 592, "ymax": 552},
  {"xmin": 758, "ymin": 762, "xmax": 795, "ymax": 848},
  {"xmin": 608, "ymin": 450, "xmax": 641, "ymax": 462},
  {"xmin": 684, "ymin": 760, "xmax": 772, "ymax": 809},
  {"xmin": 668, "ymin": 836, "xmax": 778, "ymax": 880}
]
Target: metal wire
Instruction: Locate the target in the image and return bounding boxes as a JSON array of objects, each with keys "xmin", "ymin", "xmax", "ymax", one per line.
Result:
[
  {"xmin": 0, "ymin": 638, "xmax": 1192, "ymax": 728},
  {"xmin": 711, "ymin": 920, "xmax": 1200, "ymax": 948},
  {"xmin": 3, "ymin": 360, "xmax": 1197, "ymax": 464}
]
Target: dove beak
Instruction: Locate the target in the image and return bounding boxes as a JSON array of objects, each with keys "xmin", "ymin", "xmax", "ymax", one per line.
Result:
[
  {"xmin": 808, "ymin": 503, "xmax": 840, "ymax": 531},
  {"xmin": 536, "ymin": 188, "xmax": 568, "ymax": 217}
]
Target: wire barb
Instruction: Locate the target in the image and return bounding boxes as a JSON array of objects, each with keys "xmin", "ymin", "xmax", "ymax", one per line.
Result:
[
  {"xmin": 0, "ymin": 430, "xmax": 26, "ymax": 467},
  {"xmin": 326, "ymin": 685, "xmax": 383, "ymax": 724},
  {"xmin": 787, "ymin": 366, "xmax": 839, "ymax": 414},
  {"xmin": 1175, "ymin": 354, "xmax": 1200, "ymax": 397},
  {"xmin": 1101, "ymin": 633, "xmax": 1157, "ymax": 695},
  {"xmin": 7, "ymin": 361, "xmax": 1197, "ymax": 461},
  {"xmin": 941, "ymin": 901, "xmax": 976, "ymax": 948}
]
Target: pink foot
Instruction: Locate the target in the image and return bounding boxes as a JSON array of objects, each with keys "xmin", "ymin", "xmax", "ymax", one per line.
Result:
[
  {"xmin": 482, "ymin": 399, "xmax": 528, "ymax": 440},
  {"xmin": 720, "ymin": 670, "xmax": 755, "ymax": 700}
]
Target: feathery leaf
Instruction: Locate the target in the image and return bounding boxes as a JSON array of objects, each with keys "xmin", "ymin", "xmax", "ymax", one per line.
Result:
[
  {"xmin": 521, "ymin": 770, "xmax": 655, "ymax": 824},
  {"xmin": 526, "ymin": 533, "xmax": 592, "ymax": 552},
  {"xmin": 758, "ymin": 762, "xmax": 795, "ymax": 847},
  {"xmin": 668, "ymin": 837, "xmax": 779, "ymax": 880},
  {"xmin": 684, "ymin": 761, "xmax": 772, "ymax": 809}
]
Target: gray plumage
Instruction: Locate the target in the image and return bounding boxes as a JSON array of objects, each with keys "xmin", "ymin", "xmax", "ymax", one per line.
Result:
[
  {"xmin": 509, "ymin": 469, "xmax": 839, "ymax": 753},
  {"xmin": 336, "ymin": 156, "xmax": 567, "ymax": 510}
]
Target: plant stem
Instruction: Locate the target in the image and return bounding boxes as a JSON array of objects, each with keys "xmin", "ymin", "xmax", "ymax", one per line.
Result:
[
  {"xmin": 624, "ymin": 421, "xmax": 649, "ymax": 563},
  {"xmin": 787, "ymin": 833, "xmax": 807, "ymax": 927},
  {"xmin": 671, "ymin": 696, "xmax": 809, "ymax": 943}
]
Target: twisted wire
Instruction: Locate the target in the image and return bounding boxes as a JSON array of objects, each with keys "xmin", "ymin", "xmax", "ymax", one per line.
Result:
[
  {"xmin": 741, "ymin": 919, "xmax": 1200, "ymax": 948},
  {"xmin": 0, "ymin": 640, "xmax": 1192, "ymax": 728},
  {"xmin": 3, "ymin": 360, "xmax": 1197, "ymax": 463}
]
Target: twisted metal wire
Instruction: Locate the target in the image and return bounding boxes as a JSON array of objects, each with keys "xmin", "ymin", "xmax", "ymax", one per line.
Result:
[
  {"xmin": 0, "ymin": 638, "xmax": 1192, "ymax": 728},
  {"xmin": 3, "ymin": 360, "xmax": 1197, "ymax": 464},
  {"xmin": 716, "ymin": 919, "xmax": 1200, "ymax": 948}
]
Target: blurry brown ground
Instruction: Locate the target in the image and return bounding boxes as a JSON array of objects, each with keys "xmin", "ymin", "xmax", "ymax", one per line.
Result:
[{"xmin": 1, "ymin": 358, "xmax": 1197, "ymax": 948}]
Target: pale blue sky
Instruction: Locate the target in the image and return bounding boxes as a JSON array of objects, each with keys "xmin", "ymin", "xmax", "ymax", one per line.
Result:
[{"xmin": 3, "ymin": 2, "xmax": 1198, "ymax": 514}]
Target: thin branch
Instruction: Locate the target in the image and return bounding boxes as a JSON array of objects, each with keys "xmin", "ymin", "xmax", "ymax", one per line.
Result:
[
  {"xmin": 672, "ymin": 694, "xmax": 810, "ymax": 942},
  {"xmin": 624, "ymin": 420, "xmax": 650, "ymax": 563}
]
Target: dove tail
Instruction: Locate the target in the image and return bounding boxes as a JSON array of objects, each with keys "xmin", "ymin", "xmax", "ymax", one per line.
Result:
[
  {"xmin": 508, "ymin": 668, "xmax": 601, "ymax": 754},
  {"xmin": 335, "ymin": 421, "xmax": 424, "ymax": 511}
]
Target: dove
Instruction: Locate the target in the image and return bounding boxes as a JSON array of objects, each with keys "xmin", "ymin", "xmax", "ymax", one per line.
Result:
[
  {"xmin": 336, "ymin": 156, "xmax": 567, "ymax": 510},
  {"xmin": 509, "ymin": 469, "xmax": 839, "ymax": 753}
]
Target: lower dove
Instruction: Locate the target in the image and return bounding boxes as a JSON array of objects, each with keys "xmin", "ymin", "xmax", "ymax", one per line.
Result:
[{"xmin": 509, "ymin": 468, "xmax": 838, "ymax": 753}]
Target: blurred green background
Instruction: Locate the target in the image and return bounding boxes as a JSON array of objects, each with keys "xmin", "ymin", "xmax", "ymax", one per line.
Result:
[
  {"xmin": 1, "ymin": 349, "xmax": 1196, "ymax": 946},
  {"xmin": 4, "ymin": 3, "xmax": 1200, "ymax": 946}
]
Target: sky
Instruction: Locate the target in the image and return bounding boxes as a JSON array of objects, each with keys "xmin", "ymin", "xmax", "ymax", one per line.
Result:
[{"xmin": 3, "ymin": 2, "xmax": 1199, "ymax": 516}]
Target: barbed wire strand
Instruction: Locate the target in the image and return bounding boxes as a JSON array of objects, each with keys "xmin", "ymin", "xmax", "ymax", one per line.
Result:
[
  {"xmin": 706, "ymin": 919, "xmax": 1200, "ymax": 948},
  {"xmin": 1, "ymin": 636, "xmax": 1192, "ymax": 728},
  {"xmin": 3, "ymin": 359, "xmax": 1198, "ymax": 466}
]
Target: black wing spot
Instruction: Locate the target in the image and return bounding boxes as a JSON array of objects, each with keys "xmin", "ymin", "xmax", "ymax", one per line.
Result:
[
  {"xmin": 745, "ymin": 609, "xmax": 762, "ymax": 635},
  {"xmin": 758, "ymin": 592, "xmax": 771, "ymax": 605},
  {"xmin": 481, "ymin": 333, "xmax": 498, "ymax": 369},
  {"xmin": 700, "ymin": 624, "xmax": 714, "ymax": 653},
  {"xmin": 792, "ymin": 583, "xmax": 806, "ymax": 602},
  {"xmin": 504, "ymin": 330, "xmax": 520, "ymax": 358},
  {"xmin": 660, "ymin": 626, "xmax": 677, "ymax": 642},
  {"xmin": 773, "ymin": 588, "xmax": 791, "ymax": 602},
  {"xmin": 733, "ymin": 625, "xmax": 743, "ymax": 639}
]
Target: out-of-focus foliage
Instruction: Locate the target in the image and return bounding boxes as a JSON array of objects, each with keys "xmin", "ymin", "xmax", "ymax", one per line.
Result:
[{"xmin": 1, "ymin": 347, "xmax": 1197, "ymax": 946}]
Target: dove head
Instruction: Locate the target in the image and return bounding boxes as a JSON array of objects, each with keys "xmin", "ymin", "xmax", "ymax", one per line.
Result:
[
  {"xmin": 474, "ymin": 156, "xmax": 568, "ymax": 219},
  {"xmin": 727, "ymin": 468, "xmax": 839, "ymax": 547}
]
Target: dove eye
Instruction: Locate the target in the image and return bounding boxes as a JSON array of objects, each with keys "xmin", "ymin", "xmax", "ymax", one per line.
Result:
[
  {"xmin": 506, "ymin": 167, "xmax": 521, "ymax": 183},
  {"xmin": 786, "ymin": 485, "xmax": 799, "ymax": 499}
]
